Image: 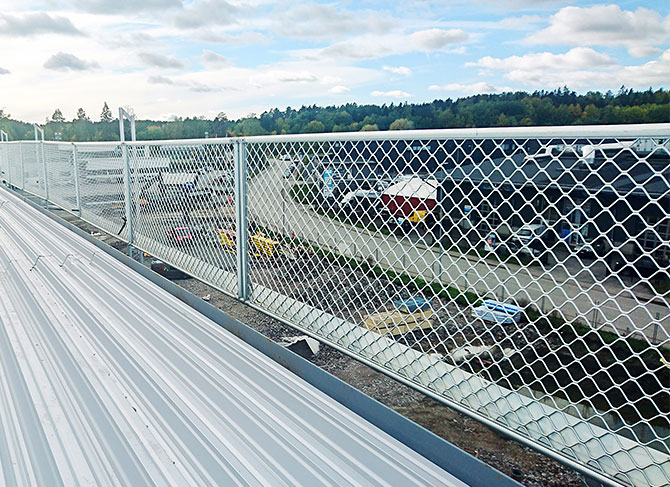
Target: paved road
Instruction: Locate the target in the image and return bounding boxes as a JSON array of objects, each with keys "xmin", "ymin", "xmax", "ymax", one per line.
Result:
[{"xmin": 248, "ymin": 159, "xmax": 670, "ymax": 342}]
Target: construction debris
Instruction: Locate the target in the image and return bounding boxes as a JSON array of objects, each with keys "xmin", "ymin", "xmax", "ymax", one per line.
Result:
[
  {"xmin": 280, "ymin": 335, "xmax": 320, "ymax": 359},
  {"xmin": 362, "ymin": 310, "xmax": 435, "ymax": 336}
]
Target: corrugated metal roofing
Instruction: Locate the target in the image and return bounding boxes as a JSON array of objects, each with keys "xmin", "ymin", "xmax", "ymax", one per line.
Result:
[{"xmin": 0, "ymin": 187, "xmax": 466, "ymax": 487}]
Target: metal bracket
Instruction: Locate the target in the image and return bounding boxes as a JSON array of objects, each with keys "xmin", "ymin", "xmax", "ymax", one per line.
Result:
[
  {"xmin": 29, "ymin": 255, "xmax": 45, "ymax": 271},
  {"xmin": 59, "ymin": 254, "xmax": 74, "ymax": 267}
]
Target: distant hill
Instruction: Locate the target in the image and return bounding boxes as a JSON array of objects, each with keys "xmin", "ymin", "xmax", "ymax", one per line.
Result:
[{"xmin": 1, "ymin": 87, "xmax": 668, "ymax": 142}]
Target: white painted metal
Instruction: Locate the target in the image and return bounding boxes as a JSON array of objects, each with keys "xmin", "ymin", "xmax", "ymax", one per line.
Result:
[
  {"xmin": 0, "ymin": 187, "xmax": 463, "ymax": 487},
  {"xmin": 33, "ymin": 124, "xmax": 47, "ymax": 203}
]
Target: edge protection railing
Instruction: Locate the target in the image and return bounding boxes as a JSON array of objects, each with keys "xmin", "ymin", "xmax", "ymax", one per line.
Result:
[{"xmin": 1, "ymin": 123, "xmax": 669, "ymax": 487}]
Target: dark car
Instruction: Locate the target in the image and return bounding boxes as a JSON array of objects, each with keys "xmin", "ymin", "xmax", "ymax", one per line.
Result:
[{"xmin": 151, "ymin": 260, "xmax": 187, "ymax": 279}]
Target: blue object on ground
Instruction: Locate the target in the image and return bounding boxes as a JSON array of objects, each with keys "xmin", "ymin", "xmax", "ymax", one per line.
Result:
[{"xmin": 393, "ymin": 297, "xmax": 433, "ymax": 314}]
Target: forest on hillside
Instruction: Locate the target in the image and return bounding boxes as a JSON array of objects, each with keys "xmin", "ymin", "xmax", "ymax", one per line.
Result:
[{"xmin": 0, "ymin": 87, "xmax": 668, "ymax": 142}]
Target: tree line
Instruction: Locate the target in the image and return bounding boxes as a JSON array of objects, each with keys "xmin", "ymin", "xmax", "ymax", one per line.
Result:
[{"xmin": 0, "ymin": 87, "xmax": 667, "ymax": 142}]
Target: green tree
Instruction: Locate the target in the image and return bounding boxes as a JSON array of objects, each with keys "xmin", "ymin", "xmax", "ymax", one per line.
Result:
[
  {"xmin": 50, "ymin": 109, "xmax": 65, "ymax": 123},
  {"xmin": 76, "ymin": 108, "xmax": 89, "ymax": 121},
  {"xmin": 100, "ymin": 102, "xmax": 113, "ymax": 122},
  {"xmin": 581, "ymin": 104, "xmax": 601, "ymax": 124},
  {"xmin": 360, "ymin": 124, "xmax": 378, "ymax": 131},
  {"xmin": 303, "ymin": 120, "xmax": 325, "ymax": 133},
  {"xmin": 212, "ymin": 111, "xmax": 230, "ymax": 137},
  {"xmin": 236, "ymin": 117, "xmax": 265, "ymax": 136},
  {"xmin": 389, "ymin": 118, "xmax": 414, "ymax": 130}
]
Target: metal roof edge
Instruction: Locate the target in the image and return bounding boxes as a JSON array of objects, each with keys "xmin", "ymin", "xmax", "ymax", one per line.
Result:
[{"xmin": 18, "ymin": 192, "xmax": 521, "ymax": 487}]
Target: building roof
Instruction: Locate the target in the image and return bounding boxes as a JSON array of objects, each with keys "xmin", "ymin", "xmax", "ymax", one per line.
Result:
[
  {"xmin": 382, "ymin": 176, "xmax": 439, "ymax": 200},
  {"xmin": 445, "ymin": 153, "xmax": 670, "ymax": 198},
  {"xmin": 0, "ymin": 187, "xmax": 466, "ymax": 487}
]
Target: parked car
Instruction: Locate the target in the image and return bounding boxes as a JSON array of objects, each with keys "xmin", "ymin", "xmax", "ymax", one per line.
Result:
[
  {"xmin": 510, "ymin": 218, "xmax": 553, "ymax": 263},
  {"xmin": 167, "ymin": 226, "xmax": 193, "ymax": 245},
  {"xmin": 575, "ymin": 235, "xmax": 611, "ymax": 258},
  {"xmin": 151, "ymin": 260, "xmax": 187, "ymax": 279}
]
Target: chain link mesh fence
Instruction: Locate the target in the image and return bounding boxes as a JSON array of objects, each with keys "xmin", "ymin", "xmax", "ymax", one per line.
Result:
[{"xmin": 1, "ymin": 125, "xmax": 668, "ymax": 487}]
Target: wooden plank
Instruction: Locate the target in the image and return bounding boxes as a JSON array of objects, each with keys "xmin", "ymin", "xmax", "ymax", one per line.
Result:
[{"xmin": 362, "ymin": 310, "xmax": 434, "ymax": 336}]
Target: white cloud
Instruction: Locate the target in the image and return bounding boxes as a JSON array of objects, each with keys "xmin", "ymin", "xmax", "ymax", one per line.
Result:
[
  {"xmin": 71, "ymin": 0, "xmax": 181, "ymax": 14},
  {"xmin": 447, "ymin": 46, "xmax": 467, "ymax": 55},
  {"xmin": 526, "ymin": 5, "xmax": 670, "ymax": 57},
  {"xmin": 139, "ymin": 52, "xmax": 186, "ymax": 69},
  {"xmin": 149, "ymin": 74, "xmax": 220, "ymax": 93},
  {"xmin": 148, "ymin": 75, "xmax": 174, "ymax": 85},
  {"xmin": 196, "ymin": 31, "xmax": 267, "ymax": 45},
  {"xmin": 329, "ymin": 85, "xmax": 350, "ymax": 93},
  {"xmin": 620, "ymin": 49, "xmax": 670, "ymax": 86},
  {"xmin": 383, "ymin": 65, "xmax": 412, "ymax": 76},
  {"xmin": 302, "ymin": 28, "xmax": 469, "ymax": 61},
  {"xmin": 274, "ymin": 2, "xmax": 390, "ymax": 41},
  {"xmin": 0, "ymin": 13, "xmax": 83, "ymax": 37},
  {"xmin": 251, "ymin": 70, "xmax": 318, "ymax": 86},
  {"xmin": 407, "ymin": 28, "xmax": 469, "ymax": 51},
  {"xmin": 44, "ymin": 52, "xmax": 99, "ymax": 71},
  {"xmin": 469, "ymin": 47, "xmax": 616, "ymax": 72},
  {"xmin": 174, "ymin": 0, "xmax": 239, "ymax": 29},
  {"xmin": 429, "ymin": 82, "xmax": 511, "ymax": 95},
  {"xmin": 371, "ymin": 90, "xmax": 412, "ymax": 99},
  {"xmin": 468, "ymin": 48, "xmax": 670, "ymax": 90},
  {"xmin": 201, "ymin": 50, "xmax": 230, "ymax": 67},
  {"xmin": 101, "ymin": 32, "xmax": 158, "ymax": 49}
]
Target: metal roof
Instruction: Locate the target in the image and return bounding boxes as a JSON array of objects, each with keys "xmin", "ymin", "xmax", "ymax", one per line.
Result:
[
  {"xmin": 0, "ymin": 187, "xmax": 468, "ymax": 487},
  {"xmin": 445, "ymin": 153, "xmax": 670, "ymax": 197}
]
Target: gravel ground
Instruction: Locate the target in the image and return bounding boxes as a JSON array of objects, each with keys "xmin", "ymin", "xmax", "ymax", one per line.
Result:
[{"xmin": 55, "ymin": 209, "xmax": 583, "ymax": 487}]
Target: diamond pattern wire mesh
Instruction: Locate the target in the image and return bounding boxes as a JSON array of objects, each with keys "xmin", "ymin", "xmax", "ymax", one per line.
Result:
[
  {"xmin": 21, "ymin": 141, "xmax": 46, "ymax": 197},
  {"xmin": 127, "ymin": 140, "xmax": 239, "ymax": 295},
  {"xmin": 0, "ymin": 128, "xmax": 668, "ymax": 487},
  {"xmin": 244, "ymin": 135, "xmax": 670, "ymax": 487},
  {"xmin": 43, "ymin": 143, "xmax": 77, "ymax": 212}
]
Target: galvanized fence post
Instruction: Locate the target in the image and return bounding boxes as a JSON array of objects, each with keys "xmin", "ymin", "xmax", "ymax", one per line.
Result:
[
  {"xmin": 119, "ymin": 107, "xmax": 136, "ymax": 253},
  {"xmin": 0, "ymin": 130, "xmax": 7, "ymax": 186},
  {"xmin": 235, "ymin": 140, "xmax": 250, "ymax": 301},
  {"xmin": 34, "ymin": 125, "xmax": 48, "ymax": 203},
  {"xmin": 72, "ymin": 144, "xmax": 81, "ymax": 216},
  {"xmin": 19, "ymin": 141, "xmax": 24, "ymax": 190},
  {"xmin": 120, "ymin": 141, "xmax": 133, "ymax": 246}
]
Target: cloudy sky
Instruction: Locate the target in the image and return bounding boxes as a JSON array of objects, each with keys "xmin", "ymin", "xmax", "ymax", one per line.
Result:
[{"xmin": 0, "ymin": 0, "xmax": 668, "ymax": 122}]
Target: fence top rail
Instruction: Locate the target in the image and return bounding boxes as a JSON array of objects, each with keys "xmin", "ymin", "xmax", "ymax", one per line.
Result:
[
  {"xmin": 235, "ymin": 123, "xmax": 670, "ymax": 143},
  {"xmin": 0, "ymin": 123, "xmax": 667, "ymax": 147}
]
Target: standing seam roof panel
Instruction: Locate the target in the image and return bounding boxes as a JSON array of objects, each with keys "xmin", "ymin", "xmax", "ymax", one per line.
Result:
[{"xmin": 0, "ymin": 187, "xmax": 467, "ymax": 487}]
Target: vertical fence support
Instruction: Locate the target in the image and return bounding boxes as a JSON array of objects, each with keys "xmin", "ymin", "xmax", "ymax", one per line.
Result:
[
  {"xmin": 235, "ymin": 140, "xmax": 250, "ymax": 301},
  {"xmin": 19, "ymin": 141, "xmax": 24, "ymax": 190},
  {"xmin": 72, "ymin": 144, "xmax": 81, "ymax": 216},
  {"xmin": 34, "ymin": 124, "xmax": 47, "ymax": 203},
  {"xmin": 0, "ymin": 130, "xmax": 7, "ymax": 186},
  {"xmin": 119, "ymin": 107, "xmax": 137, "ymax": 253},
  {"xmin": 120, "ymin": 141, "xmax": 133, "ymax": 247}
]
